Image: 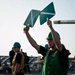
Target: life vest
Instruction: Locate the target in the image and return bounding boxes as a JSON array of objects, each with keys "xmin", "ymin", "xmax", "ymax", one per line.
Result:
[
  {"xmin": 12, "ymin": 51, "xmax": 25, "ymax": 73},
  {"xmin": 42, "ymin": 50, "xmax": 68, "ymax": 75}
]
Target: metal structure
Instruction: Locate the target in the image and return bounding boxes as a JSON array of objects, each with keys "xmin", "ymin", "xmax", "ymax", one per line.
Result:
[{"xmin": 54, "ymin": 20, "xmax": 75, "ymax": 24}]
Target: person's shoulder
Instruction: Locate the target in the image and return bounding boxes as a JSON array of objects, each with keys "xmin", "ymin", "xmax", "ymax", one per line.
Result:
[
  {"xmin": 61, "ymin": 44, "xmax": 71, "ymax": 56},
  {"xmin": 61, "ymin": 44, "xmax": 65, "ymax": 47},
  {"xmin": 61, "ymin": 44, "xmax": 66, "ymax": 50},
  {"xmin": 9, "ymin": 50, "xmax": 13, "ymax": 53},
  {"xmin": 9, "ymin": 50, "xmax": 12, "ymax": 52},
  {"xmin": 17, "ymin": 52, "xmax": 22, "ymax": 55},
  {"xmin": 17, "ymin": 52, "xmax": 22, "ymax": 57},
  {"xmin": 66, "ymin": 49, "xmax": 71, "ymax": 56}
]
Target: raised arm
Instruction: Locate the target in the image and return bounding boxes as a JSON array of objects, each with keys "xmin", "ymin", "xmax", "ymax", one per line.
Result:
[
  {"xmin": 47, "ymin": 20, "xmax": 62, "ymax": 51},
  {"xmin": 23, "ymin": 26, "xmax": 40, "ymax": 51}
]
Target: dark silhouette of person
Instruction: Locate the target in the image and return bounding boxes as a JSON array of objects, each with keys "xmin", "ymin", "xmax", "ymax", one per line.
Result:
[
  {"xmin": 9, "ymin": 47, "xmax": 15, "ymax": 66},
  {"xmin": 24, "ymin": 52, "xmax": 30, "ymax": 73}
]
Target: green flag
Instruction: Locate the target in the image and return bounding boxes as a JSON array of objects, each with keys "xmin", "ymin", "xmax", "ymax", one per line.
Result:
[
  {"xmin": 24, "ymin": 9, "xmax": 40, "ymax": 27},
  {"xmin": 40, "ymin": 2, "xmax": 56, "ymax": 25}
]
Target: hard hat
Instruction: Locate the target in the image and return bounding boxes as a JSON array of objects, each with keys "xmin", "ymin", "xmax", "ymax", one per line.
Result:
[
  {"xmin": 47, "ymin": 31, "xmax": 60, "ymax": 40},
  {"xmin": 45, "ymin": 44, "xmax": 49, "ymax": 49},
  {"xmin": 13, "ymin": 42, "xmax": 21, "ymax": 48}
]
